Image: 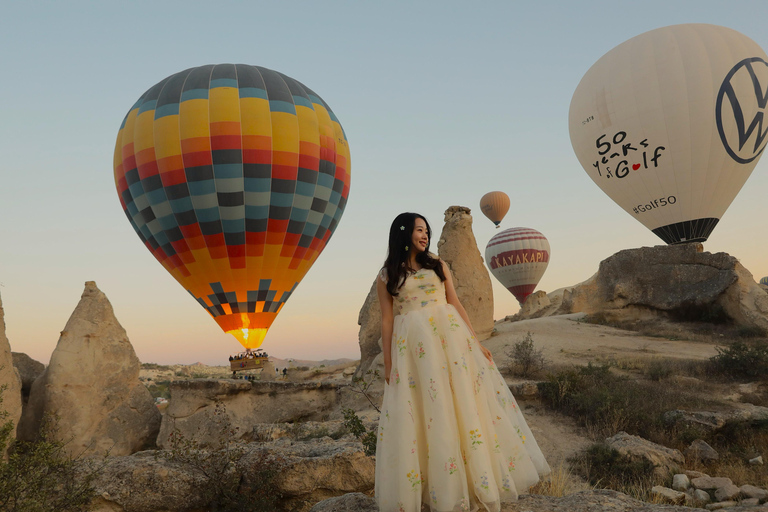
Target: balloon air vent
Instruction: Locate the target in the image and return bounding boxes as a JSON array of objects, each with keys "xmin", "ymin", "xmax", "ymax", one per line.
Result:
[{"xmin": 652, "ymin": 218, "xmax": 720, "ymax": 245}]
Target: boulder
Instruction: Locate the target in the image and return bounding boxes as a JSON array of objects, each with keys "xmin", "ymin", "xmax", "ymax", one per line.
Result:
[
  {"xmin": 0, "ymin": 292, "xmax": 23, "ymax": 440},
  {"xmin": 740, "ymin": 485, "xmax": 768, "ymax": 500},
  {"xmin": 309, "ymin": 492, "xmax": 378, "ymax": 512},
  {"xmin": 651, "ymin": 486, "xmax": 686, "ymax": 505},
  {"xmin": 713, "ymin": 483, "xmax": 741, "ymax": 502},
  {"xmin": 605, "ymin": 432, "xmax": 685, "ymax": 477},
  {"xmin": 693, "ymin": 489, "xmax": 711, "ymax": 504},
  {"xmin": 515, "ymin": 244, "xmax": 768, "ymax": 333},
  {"xmin": 11, "ymin": 352, "xmax": 45, "ymax": 402},
  {"xmin": 685, "ymin": 439, "xmax": 719, "ymax": 462},
  {"xmin": 672, "ymin": 473, "xmax": 691, "ymax": 491},
  {"xmin": 691, "ymin": 477, "xmax": 734, "ymax": 491},
  {"xmin": 156, "ymin": 379, "xmax": 344, "ymax": 449},
  {"xmin": 436, "ymin": 206, "xmax": 494, "ymax": 341},
  {"xmin": 18, "ymin": 282, "xmax": 160, "ymax": 456}
]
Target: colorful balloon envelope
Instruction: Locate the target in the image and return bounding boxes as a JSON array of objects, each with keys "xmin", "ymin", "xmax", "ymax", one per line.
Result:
[
  {"xmin": 485, "ymin": 227, "xmax": 550, "ymax": 305},
  {"xmin": 113, "ymin": 64, "xmax": 350, "ymax": 350},
  {"xmin": 479, "ymin": 191, "xmax": 510, "ymax": 228},
  {"xmin": 569, "ymin": 24, "xmax": 768, "ymax": 244},
  {"xmin": 760, "ymin": 277, "xmax": 768, "ymax": 286}
]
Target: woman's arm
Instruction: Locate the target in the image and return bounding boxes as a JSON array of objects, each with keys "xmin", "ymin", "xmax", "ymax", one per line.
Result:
[
  {"xmin": 377, "ymin": 273, "xmax": 395, "ymax": 384},
  {"xmin": 441, "ymin": 260, "xmax": 493, "ymax": 362}
]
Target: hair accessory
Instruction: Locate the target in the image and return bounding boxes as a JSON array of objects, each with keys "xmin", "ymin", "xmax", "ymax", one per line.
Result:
[
  {"xmin": 404, "ymin": 245, "xmax": 409, "ymax": 251},
  {"xmin": 400, "ymin": 225, "xmax": 405, "ymax": 230}
]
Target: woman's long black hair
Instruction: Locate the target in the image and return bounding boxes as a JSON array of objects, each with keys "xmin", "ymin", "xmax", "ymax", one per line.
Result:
[{"xmin": 383, "ymin": 212, "xmax": 446, "ymax": 296}]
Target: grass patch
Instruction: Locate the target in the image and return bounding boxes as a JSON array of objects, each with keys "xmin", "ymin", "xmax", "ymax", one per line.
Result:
[
  {"xmin": 147, "ymin": 380, "xmax": 171, "ymax": 400},
  {"xmin": 710, "ymin": 341, "xmax": 768, "ymax": 380},
  {"xmin": 569, "ymin": 443, "xmax": 658, "ymax": 498},
  {"xmin": 538, "ymin": 363, "xmax": 714, "ymax": 446}
]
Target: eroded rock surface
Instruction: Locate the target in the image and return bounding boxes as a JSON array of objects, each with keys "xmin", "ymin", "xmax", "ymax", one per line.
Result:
[
  {"xmin": 157, "ymin": 379, "xmax": 344, "ymax": 449},
  {"xmin": 18, "ymin": 282, "xmax": 160, "ymax": 456},
  {"xmin": 605, "ymin": 432, "xmax": 685, "ymax": 477},
  {"xmin": 514, "ymin": 244, "xmax": 768, "ymax": 331},
  {"xmin": 0, "ymin": 293, "xmax": 22, "ymax": 439},
  {"xmin": 437, "ymin": 206, "xmax": 494, "ymax": 341},
  {"xmin": 91, "ymin": 439, "xmax": 374, "ymax": 512},
  {"xmin": 11, "ymin": 352, "xmax": 44, "ymax": 404}
]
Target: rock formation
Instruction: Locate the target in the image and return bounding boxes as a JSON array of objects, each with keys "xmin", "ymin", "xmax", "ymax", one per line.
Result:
[
  {"xmin": 90, "ymin": 438, "xmax": 375, "ymax": 512},
  {"xmin": 18, "ymin": 281, "xmax": 160, "ymax": 457},
  {"xmin": 0, "ymin": 292, "xmax": 23, "ymax": 439},
  {"xmin": 354, "ymin": 206, "xmax": 495, "ymax": 388},
  {"xmin": 514, "ymin": 244, "xmax": 768, "ymax": 331},
  {"xmin": 605, "ymin": 431, "xmax": 684, "ymax": 478},
  {"xmin": 437, "ymin": 206, "xmax": 494, "ymax": 341},
  {"xmin": 11, "ymin": 352, "xmax": 44, "ymax": 404},
  {"xmin": 156, "ymin": 379, "xmax": 344, "ymax": 449}
]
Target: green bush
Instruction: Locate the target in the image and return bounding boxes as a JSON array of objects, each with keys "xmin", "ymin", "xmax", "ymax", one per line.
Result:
[
  {"xmin": 507, "ymin": 332, "xmax": 546, "ymax": 378},
  {"xmin": 710, "ymin": 341, "xmax": 768, "ymax": 380},
  {"xmin": 570, "ymin": 442, "xmax": 656, "ymax": 492},
  {"xmin": 0, "ymin": 384, "xmax": 98, "ymax": 512},
  {"xmin": 159, "ymin": 401, "xmax": 284, "ymax": 511},
  {"xmin": 538, "ymin": 363, "xmax": 710, "ymax": 443},
  {"xmin": 342, "ymin": 408, "xmax": 377, "ymax": 457}
]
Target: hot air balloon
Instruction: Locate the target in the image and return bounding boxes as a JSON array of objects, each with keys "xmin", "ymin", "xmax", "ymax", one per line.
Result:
[
  {"xmin": 760, "ymin": 277, "xmax": 768, "ymax": 286},
  {"xmin": 479, "ymin": 191, "xmax": 510, "ymax": 228},
  {"xmin": 569, "ymin": 24, "xmax": 768, "ymax": 244},
  {"xmin": 113, "ymin": 64, "xmax": 350, "ymax": 350},
  {"xmin": 485, "ymin": 227, "xmax": 550, "ymax": 305}
]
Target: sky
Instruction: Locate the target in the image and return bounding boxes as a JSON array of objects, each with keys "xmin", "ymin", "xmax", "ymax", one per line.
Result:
[{"xmin": 1, "ymin": 1, "xmax": 767, "ymax": 365}]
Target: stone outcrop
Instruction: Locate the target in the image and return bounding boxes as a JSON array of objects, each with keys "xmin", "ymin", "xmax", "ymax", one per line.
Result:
[
  {"xmin": 605, "ymin": 432, "xmax": 685, "ymax": 477},
  {"xmin": 514, "ymin": 244, "xmax": 768, "ymax": 332},
  {"xmin": 11, "ymin": 352, "xmax": 44, "ymax": 404},
  {"xmin": 0, "ymin": 292, "xmax": 23, "ymax": 440},
  {"xmin": 355, "ymin": 206, "xmax": 495, "ymax": 389},
  {"xmin": 437, "ymin": 206, "xmax": 495, "ymax": 341},
  {"xmin": 309, "ymin": 492, "xmax": 378, "ymax": 512},
  {"xmin": 18, "ymin": 282, "xmax": 160, "ymax": 457},
  {"xmin": 157, "ymin": 379, "xmax": 344, "ymax": 449},
  {"xmin": 91, "ymin": 439, "xmax": 374, "ymax": 512}
]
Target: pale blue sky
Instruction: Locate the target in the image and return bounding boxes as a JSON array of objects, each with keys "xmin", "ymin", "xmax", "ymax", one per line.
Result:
[{"xmin": 1, "ymin": 1, "xmax": 767, "ymax": 364}]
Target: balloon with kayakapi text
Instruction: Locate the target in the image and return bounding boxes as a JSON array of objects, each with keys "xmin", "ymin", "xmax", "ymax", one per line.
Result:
[
  {"xmin": 113, "ymin": 64, "xmax": 350, "ymax": 350},
  {"xmin": 569, "ymin": 24, "xmax": 768, "ymax": 244},
  {"xmin": 485, "ymin": 227, "xmax": 550, "ymax": 305},
  {"xmin": 479, "ymin": 191, "xmax": 510, "ymax": 228}
]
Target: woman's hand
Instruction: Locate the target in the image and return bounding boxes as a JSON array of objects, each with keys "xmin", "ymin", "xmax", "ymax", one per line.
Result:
[
  {"xmin": 384, "ymin": 361, "xmax": 392, "ymax": 385},
  {"xmin": 480, "ymin": 344, "xmax": 493, "ymax": 363}
]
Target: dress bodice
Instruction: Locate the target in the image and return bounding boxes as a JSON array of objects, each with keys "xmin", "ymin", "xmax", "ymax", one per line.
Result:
[{"xmin": 390, "ymin": 268, "xmax": 447, "ymax": 315}]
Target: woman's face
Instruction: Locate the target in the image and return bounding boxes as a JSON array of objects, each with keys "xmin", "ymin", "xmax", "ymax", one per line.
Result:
[{"xmin": 411, "ymin": 217, "xmax": 429, "ymax": 253}]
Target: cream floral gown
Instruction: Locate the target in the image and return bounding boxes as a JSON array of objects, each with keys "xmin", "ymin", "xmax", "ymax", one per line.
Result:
[{"xmin": 375, "ymin": 268, "xmax": 550, "ymax": 512}]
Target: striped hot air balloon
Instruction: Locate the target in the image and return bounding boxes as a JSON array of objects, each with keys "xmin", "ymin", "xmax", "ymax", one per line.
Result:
[
  {"xmin": 485, "ymin": 227, "xmax": 550, "ymax": 305},
  {"xmin": 113, "ymin": 64, "xmax": 350, "ymax": 350},
  {"xmin": 760, "ymin": 276, "xmax": 768, "ymax": 286}
]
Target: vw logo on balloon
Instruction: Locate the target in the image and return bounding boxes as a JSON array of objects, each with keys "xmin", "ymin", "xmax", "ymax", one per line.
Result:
[{"xmin": 716, "ymin": 57, "xmax": 768, "ymax": 164}]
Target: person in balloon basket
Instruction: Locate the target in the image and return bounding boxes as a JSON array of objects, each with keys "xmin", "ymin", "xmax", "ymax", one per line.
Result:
[{"xmin": 375, "ymin": 213, "xmax": 550, "ymax": 512}]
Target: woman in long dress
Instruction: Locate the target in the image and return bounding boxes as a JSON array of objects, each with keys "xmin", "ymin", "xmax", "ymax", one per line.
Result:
[{"xmin": 374, "ymin": 212, "xmax": 550, "ymax": 512}]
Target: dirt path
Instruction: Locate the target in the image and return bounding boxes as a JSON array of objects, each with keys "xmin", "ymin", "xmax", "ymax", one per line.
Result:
[{"xmin": 483, "ymin": 313, "xmax": 720, "ymax": 369}]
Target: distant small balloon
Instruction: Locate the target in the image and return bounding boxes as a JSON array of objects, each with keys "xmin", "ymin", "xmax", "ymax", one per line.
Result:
[
  {"xmin": 479, "ymin": 191, "xmax": 510, "ymax": 228},
  {"xmin": 569, "ymin": 24, "xmax": 768, "ymax": 244},
  {"xmin": 485, "ymin": 227, "xmax": 550, "ymax": 305},
  {"xmin": 760, "ymin": 276, "xmax": 768, "ymax": 286}
]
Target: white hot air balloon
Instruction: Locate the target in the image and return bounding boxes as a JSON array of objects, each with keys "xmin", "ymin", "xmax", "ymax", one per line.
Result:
[
  {"xmin": 485, "ymin": 227, "xmax": 550, "ymax": 305},
  {"xmin": 569, "ymin": 24, "xmax": 768, "ymax": 244}
]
